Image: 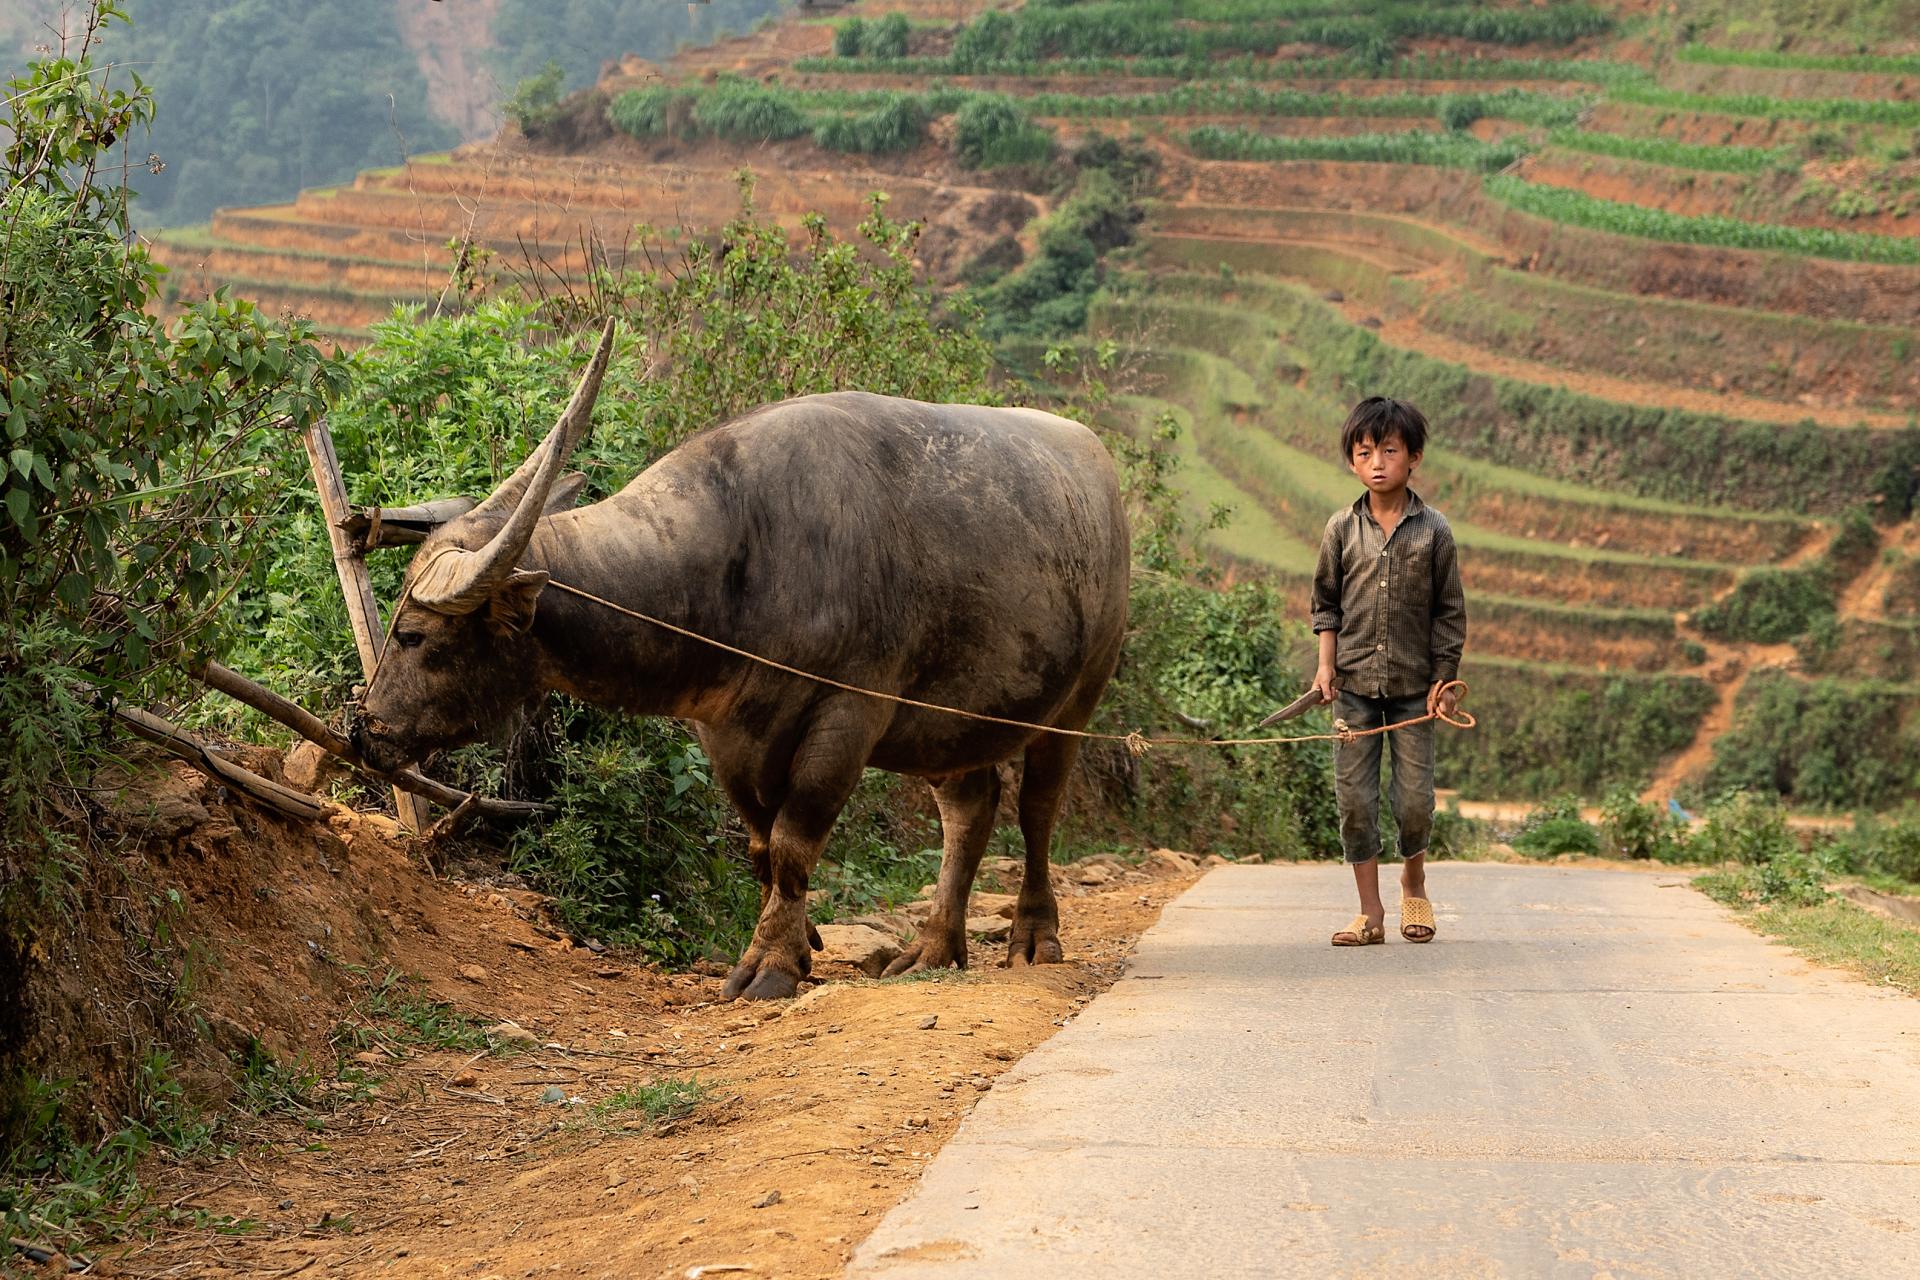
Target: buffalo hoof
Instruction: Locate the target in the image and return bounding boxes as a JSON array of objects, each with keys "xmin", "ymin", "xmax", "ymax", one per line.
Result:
[
  {"xmin": 722, "ymin": 949, "xmax": 807, "ymax": 1001},
  {"xmin": 882, "ymin": 934, "xmax": 966, "ymax": 977},
  {"xmin": 1007, "ymin": 921, "xmax": 1064, "ymax": 968}
]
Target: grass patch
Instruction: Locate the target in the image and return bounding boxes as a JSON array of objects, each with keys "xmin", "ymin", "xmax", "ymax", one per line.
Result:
[
  {"xmin": 1695, "ymin": 886, "xmax": 1920, "ymax": 997},
  {"xmin": 332, "ymin": 969, "xmax": 523, "ymax": 1058},
  {"xmin": 587, "ymin": 1076, "xmax": 709, "ymax": 1130}
]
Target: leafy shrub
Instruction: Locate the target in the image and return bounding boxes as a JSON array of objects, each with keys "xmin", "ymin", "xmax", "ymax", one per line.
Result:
[
  {"xmin": 972, "ymin": 170, "xmax": 1136, "ymax": 341},
  {"xmin": 607, "ymin": 85, "xmax": 698, "ymax": 139},
  {"xmin": 867, "ymin": 12, "xmax": 911, "ymax": 59},
  {"xmin": 1692, "ymin": 568, "xmax": 1832, "ymax": 643},
  {"xmin": 833, "ymin": 16, "xmax": 865, "ymax": 57},
  {"xmin": 1429, "ymin": 804, "xmax": 1490, "ymax": 859},
  {"xmin": 953, "ymin": 95, "xmax": 1055, "ymax": 168},
  {"xmin": 1513, "ymin": 816, "xmax": 1602, "ymax": 857},
  {"xmin": 1438, "ymin": 93, "xmax": 1482, "ymax": 131},
  {"xmin": 691, "ymin": 81, "xmax": 810, "ymax": 142},
  {"xmin": 813, "ymin": 95, "xmax": 929, "ymax": 154},
  {"xmin": 1704, "ymin": 674, "xmax": 1920, "ymax": 809},
  {"xmin": 503, "ymin": 59, "xmax": 567, "ymax": 135},
  {"xmin": 1, "ymin": 21, "xmax": 342, "ymax": 854},
  {"xmin": 1830, "ymin": 807, "xmax": 1920, "ymax": 885},
  {"xmin": 1599, "ymin": 787, "xmax": 1691, "ymax": 861},
  {"xmin": 1693, "ymin": 792, "xmax": 1829, "ymax": 905}
]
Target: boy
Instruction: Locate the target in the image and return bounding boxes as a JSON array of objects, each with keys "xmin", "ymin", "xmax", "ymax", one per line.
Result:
[{"xmin": 1310, "ymin": 397, "xmax": 1466, "ymax": 946}]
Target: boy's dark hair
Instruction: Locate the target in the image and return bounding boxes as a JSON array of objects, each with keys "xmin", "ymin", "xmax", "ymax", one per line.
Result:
[{"xmin": 1341, "ymin": 396, "xmax": 1428, "ymax": 461}]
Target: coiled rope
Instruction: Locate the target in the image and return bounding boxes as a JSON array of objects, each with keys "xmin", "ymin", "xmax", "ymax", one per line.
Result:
[{"xmin": 544, "ymin": 579, "xmax": 1476, "ymax": 755}]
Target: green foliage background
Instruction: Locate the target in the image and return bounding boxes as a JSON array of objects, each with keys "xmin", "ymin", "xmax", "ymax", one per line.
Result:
[{"xmin": 0, "ymin": 0, "xmax": 787, "ymax": 228}]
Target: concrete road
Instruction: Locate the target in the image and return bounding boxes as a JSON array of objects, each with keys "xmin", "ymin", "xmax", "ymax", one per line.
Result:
[{"xmin": 848, "ymin": 864, "xmax": 1920, "ymax": 1279}]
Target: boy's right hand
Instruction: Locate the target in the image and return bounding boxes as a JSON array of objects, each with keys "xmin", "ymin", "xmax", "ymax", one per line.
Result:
[{"xmin": 1312, "ymin": 665, "xmax": 1339, "ymax": 704}]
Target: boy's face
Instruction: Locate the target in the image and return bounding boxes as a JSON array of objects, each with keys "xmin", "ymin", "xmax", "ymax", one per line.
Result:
[{"xmin": 1348, "ymin": 429, "xmax": 1419, "ymax": 497}]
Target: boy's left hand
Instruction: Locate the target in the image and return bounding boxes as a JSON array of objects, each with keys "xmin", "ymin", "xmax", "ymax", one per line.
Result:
[{"xmin": 1427, "ymin": 679, "xmax": 1460, "ymax": 718}]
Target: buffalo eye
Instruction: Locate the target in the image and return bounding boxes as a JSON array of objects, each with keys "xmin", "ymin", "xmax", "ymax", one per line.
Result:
[{"xmin": 395, "ymin": 630, "xmax": 426, "ymax": 649}]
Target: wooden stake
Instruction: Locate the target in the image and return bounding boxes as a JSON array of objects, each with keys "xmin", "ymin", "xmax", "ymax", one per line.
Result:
[
  {"xmin": 301, "ymin": 419, "xmax": 429, "ymax": 832},
  {"xmin": 113, "ymin": 706, "xmax": 329, "ymax": 823}
]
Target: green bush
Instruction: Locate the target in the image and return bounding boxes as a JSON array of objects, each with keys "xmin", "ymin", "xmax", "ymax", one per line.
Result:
[
  {"xmin": 867, "ymin": 12, "xmax": 911, "ymax": 59},
  {"xmin": 813, "ymin": 95, "xmax": 929, "ymax": 154},
  {"xmin": 1705, "ymin": 673, "xmax": 1920, "ymax": 809},
  {"xmin": 691, "ymin": 81, "xmax": 810, "ymax": 142},
  {"xmin": 1692, "ymin": 568, "xmax": 1832, "ymax": 643},
  {"xmin": 1830, "ymin": 808, "xmax": 1920, "ymax": 885},
  {"xmin": 1693, "ymin": 792, "xmax": 1829, "ymax": 905},
  {"xmin": 1599, "ymin": 787, "xmax": 1691, "ymax": 861},
  {"xmin": 1513, "ymin": 816, "xmax": 1602, "ymax": 857},
  {"xmin": 952, "ymin": 95, "xmax": 1055, "ymax": 168},
  {"xmin": 972, "ymin": 170, "xmax": 1136, "ymax": 341},
  {"xmin": 503, "ymin": 59, "xmax": 567, "ymax": 134},
  {"xmin": 607, "ymin": 85, "xmax": 698, "ymax": 139},
  {"xmin": 1429, "ymin": 804, "xmax": 1490, "ymax": 860},
  {"xmin": 1, "ymin": 23, "xmax": 342, "ymax": 855},
  {"xmin": 833, "ymin": 16, "xmax": 865, "ymax": 57}
]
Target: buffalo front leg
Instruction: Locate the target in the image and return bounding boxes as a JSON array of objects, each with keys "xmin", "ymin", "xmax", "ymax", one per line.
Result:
[
  {"xmin": 885, "ymin": 767, "xmax": 1001, "ymax": 976},
  {"xmin": 747, "ymin": 829, "xmax": 823, "ymax": 954},
  {"xmin": 723, "ymin": 708, "xmax": 873, "ymax": 1001},
  {"xmin": 1009, "ymin": 732, "xmax": 1077, "ymax": 967}
]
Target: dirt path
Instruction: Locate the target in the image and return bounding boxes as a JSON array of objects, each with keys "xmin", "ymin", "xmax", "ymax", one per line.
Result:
[
  {"xmin": 104, "ymin": 821, "xmax": 1205, "ymax": 1280},
  {"xmin": 852, "ymin": 864, "xmax": 1920, "ymax": 1277}
]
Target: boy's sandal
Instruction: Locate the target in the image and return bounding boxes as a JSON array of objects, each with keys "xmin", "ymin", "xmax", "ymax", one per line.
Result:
[
  {"xmin": 1401, "ymin": 897, "xmax": 1436, "ymax": 943},
  {"xmin": 1331, "ymin": 916, "xmax": 1385, "ymax": 947}
]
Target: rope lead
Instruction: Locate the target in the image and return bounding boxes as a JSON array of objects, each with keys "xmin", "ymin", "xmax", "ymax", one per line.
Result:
[{"xmin": 541, "ymin": 578, "xmax": 1476, "ymax": 750}]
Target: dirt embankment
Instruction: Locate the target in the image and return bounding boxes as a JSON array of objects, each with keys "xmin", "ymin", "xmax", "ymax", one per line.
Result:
[{"xmin": 18, "ymin": 755, "xmax": 1208, "ymax": 1279}]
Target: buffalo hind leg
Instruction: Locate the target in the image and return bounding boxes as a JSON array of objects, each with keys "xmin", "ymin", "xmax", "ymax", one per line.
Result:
[
  {"xmin": 885, "ymin": 767, "xmax": 1001, "ymax": 976},
  {"xmin": 1009, "ymin": 732, "xmax": 1077, "ymax": 967},
  {"xmin": 723, "ymin": 708, "xmax": 874, "ymax": 1001}
]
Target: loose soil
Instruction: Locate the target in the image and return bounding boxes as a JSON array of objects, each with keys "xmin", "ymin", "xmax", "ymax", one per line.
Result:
[{"xmin": 71, "ymin": 763, "xmax": 1203, "ymax": 1280}]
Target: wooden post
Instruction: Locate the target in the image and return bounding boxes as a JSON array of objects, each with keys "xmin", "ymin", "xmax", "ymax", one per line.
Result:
[{"xmin": 301, "ymin": 419, "xmax": 430, "ymax": 832}]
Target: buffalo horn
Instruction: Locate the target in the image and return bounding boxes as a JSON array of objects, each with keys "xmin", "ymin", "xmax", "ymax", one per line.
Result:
[{"xmin": 409, "ymin": 318, "xmax": 617, "ymax": 613}]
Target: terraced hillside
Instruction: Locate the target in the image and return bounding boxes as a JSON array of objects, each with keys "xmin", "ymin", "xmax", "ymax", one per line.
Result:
[{"xmin": 149, "ymin": 0, "xmax": 1920, "ymax": 810}]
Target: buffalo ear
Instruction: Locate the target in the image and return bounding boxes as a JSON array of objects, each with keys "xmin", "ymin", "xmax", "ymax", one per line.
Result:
[
  {"xmin": 486, "ymin": 569, "xmax": 550, "ymax": 636},
  {"xmin": 544, "ymin": 471, "xmax": 589, "ymax": 514}
]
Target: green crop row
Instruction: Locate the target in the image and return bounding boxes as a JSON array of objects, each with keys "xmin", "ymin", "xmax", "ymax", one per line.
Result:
[
  {"xmin": 1020, "ymin": 84, "xmax": 1587, "ymax": 127},
  {"xmin": 1545, "ymin": 127, "xmax": 1789, "ymax": 174},
  {"xmin": 1186, "ymin": 125, "xmax": 1526, "ymax": 171},
  {"xmin": 795, "ymin": 52, "xmax": 1648, "ymax": 86},
  {"xmin": 905, "ymin": 2, "xmax": 1611, "ymax": 68},
  {"xmin": 1611, "ymin": 83, "xmax": 1920, "ymax": 126},
  {"xmin": 608, "ymin": 84, "xmax": 938, "ymax": 157},
  {"xmin": 1676, "ymin": 44, "xmax": 1920, "ymax": 75},
  {"xmin": 1484, "ymin": 173, "xmax": 1920, "ymax": 265},
  {"xmin": 1289, "ymin": 3, "xmax": 1612, "ymax": 51}
]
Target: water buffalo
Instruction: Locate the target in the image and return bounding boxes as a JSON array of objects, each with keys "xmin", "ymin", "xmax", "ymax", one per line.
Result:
[{"xmin": 349, "ymin": 321, "xmax": 1131, "ymax": 1000}]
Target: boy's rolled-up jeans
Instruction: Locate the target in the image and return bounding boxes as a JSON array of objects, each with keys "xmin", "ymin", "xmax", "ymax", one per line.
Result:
[{"xmin": 1334, "ymin": 689, "xmax": 1436, "ymax": 865}]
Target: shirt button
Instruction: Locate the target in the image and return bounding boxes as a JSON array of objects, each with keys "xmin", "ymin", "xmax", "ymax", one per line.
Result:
[{"xmin": 1376, "ymin": 643, "xmax": 1385, "ymax": 651}]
